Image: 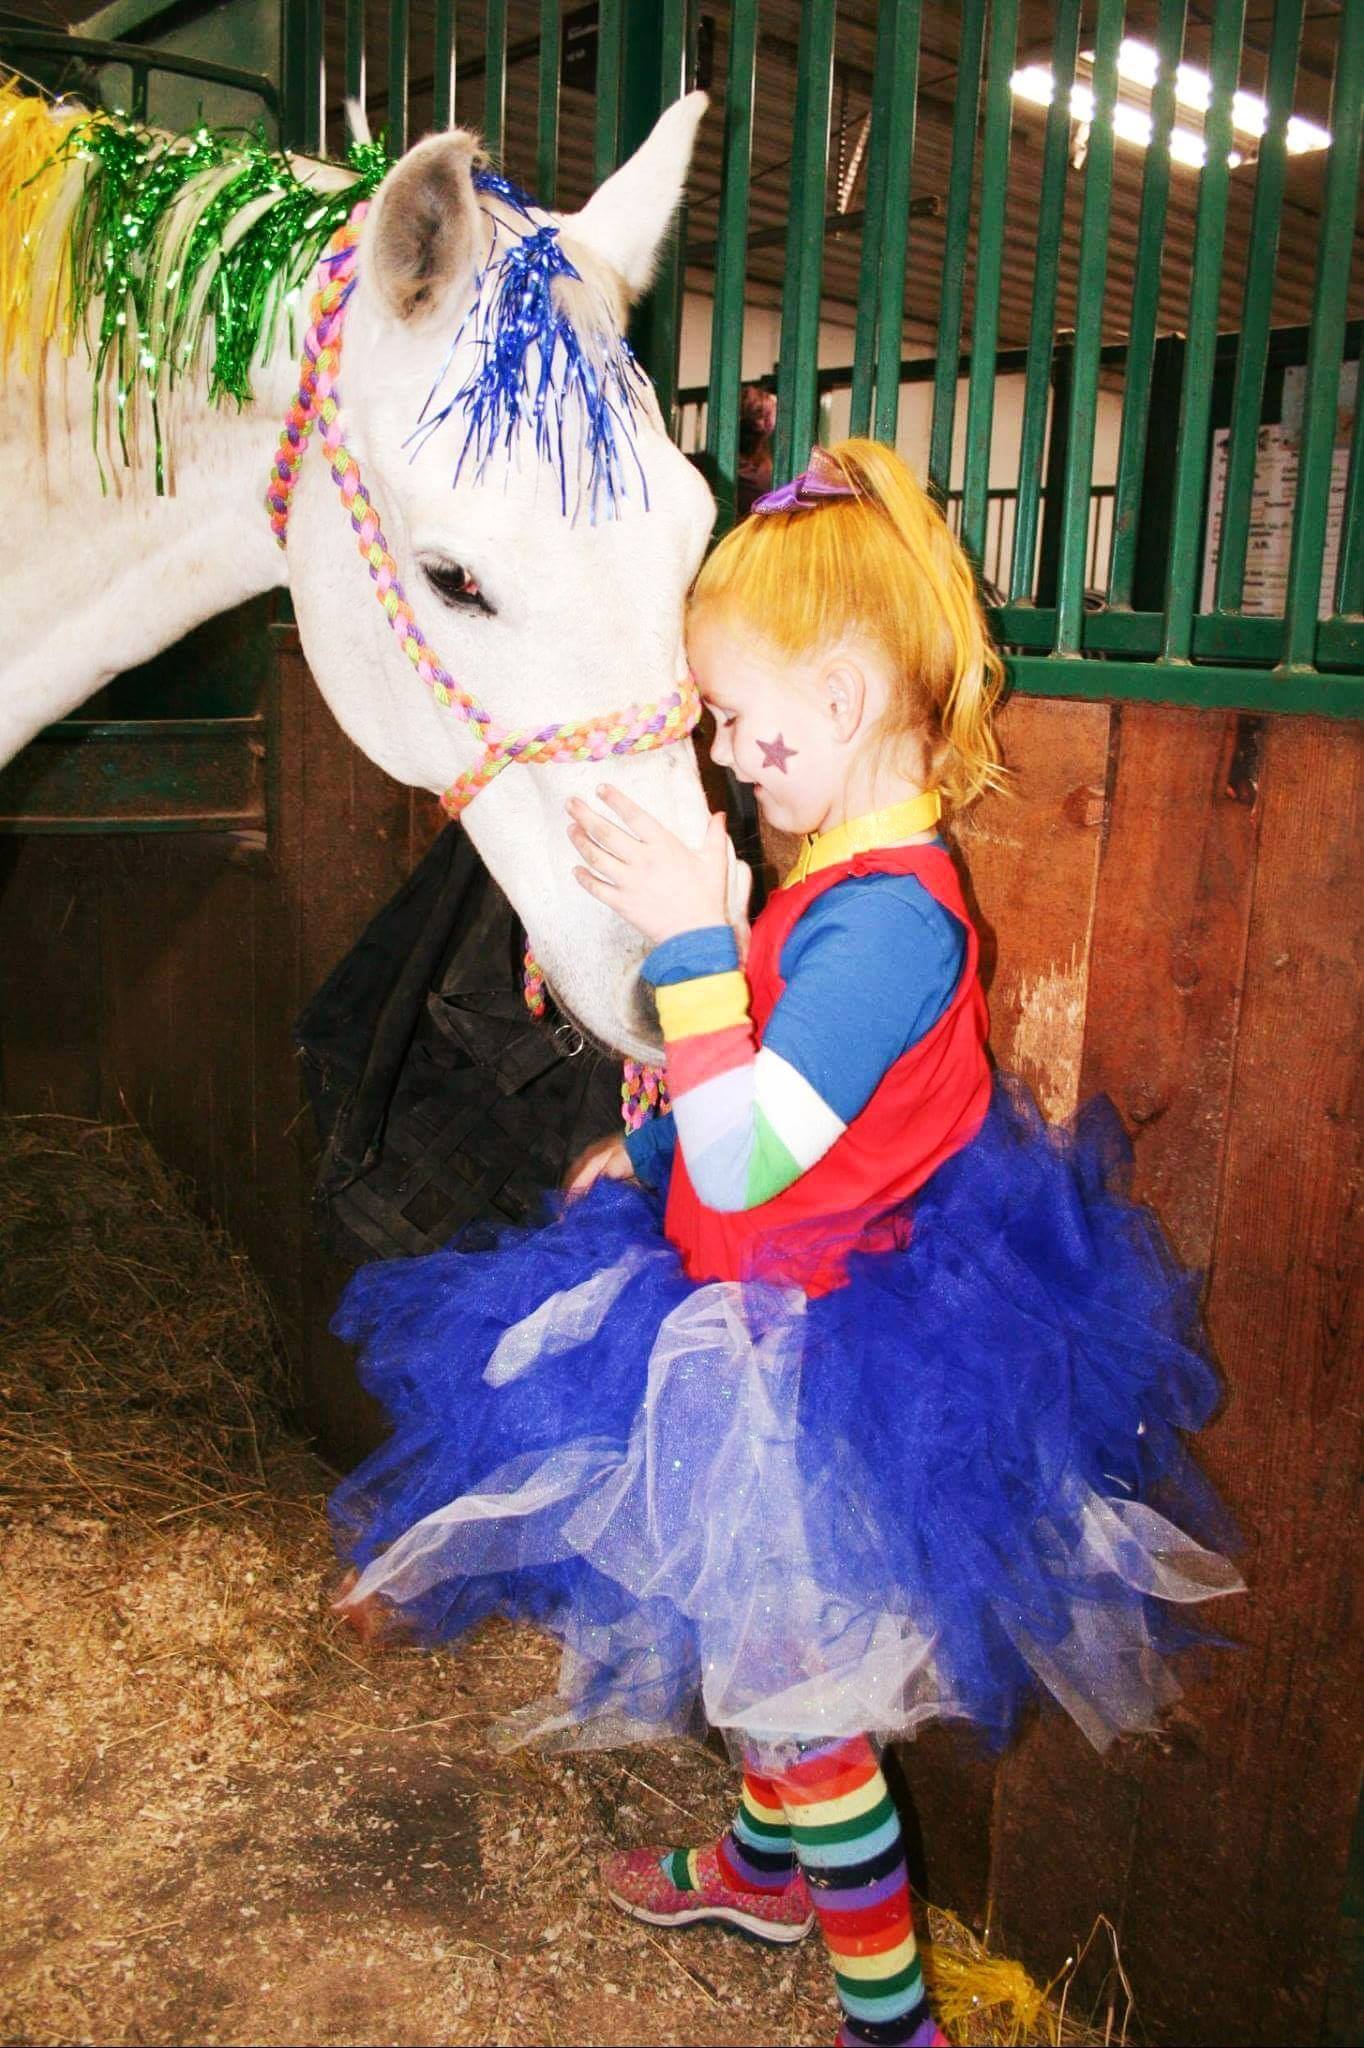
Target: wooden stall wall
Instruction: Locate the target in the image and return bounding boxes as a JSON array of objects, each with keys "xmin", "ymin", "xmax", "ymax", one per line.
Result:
[
  {"xmin": 0, "ymin": 621, "xmax": 441, "ymax": 1466},
  {"xmin": 0, "ymin": 640, "xmax": 1360, "ymax": 2048}
]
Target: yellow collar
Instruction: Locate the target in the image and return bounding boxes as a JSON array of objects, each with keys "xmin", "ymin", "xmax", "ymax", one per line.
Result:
[{"xmin": 784, "ymin": 790, "xmax": 943, "ymax": 887}]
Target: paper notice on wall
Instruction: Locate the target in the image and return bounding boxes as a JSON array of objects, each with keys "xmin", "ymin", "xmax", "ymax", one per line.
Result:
[
  {"xmin": 1201, "ymin": 425, "xmax": 1350, "ymax": 617},
  {"xmin": 1201, "ymin": 359, "xmax": 1356, "ymax": 617}
]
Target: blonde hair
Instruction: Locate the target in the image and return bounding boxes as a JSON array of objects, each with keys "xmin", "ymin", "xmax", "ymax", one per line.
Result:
[{"xmin": 689, "ymin": 437, "xmax": 1005, "ymax": 808}]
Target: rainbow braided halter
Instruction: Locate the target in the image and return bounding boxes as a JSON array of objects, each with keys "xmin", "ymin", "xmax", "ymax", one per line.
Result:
[{"xmin": 267, "ymin": 202, "xmax": 685, "ymax": 1129}]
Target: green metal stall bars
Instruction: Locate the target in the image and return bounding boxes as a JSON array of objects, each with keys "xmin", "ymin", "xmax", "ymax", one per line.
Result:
[
  {"xmin": 32, "ymin": 1, "xmax": 1364, "ymax": 723},
  {"xmin": 692, "ymin": 0, "xmax": 1362, "ymax": 718}
]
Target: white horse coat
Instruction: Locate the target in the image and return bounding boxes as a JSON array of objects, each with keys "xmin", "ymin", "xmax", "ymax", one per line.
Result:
[{"xmin": 1, "ymin": 93, "xmax": 730, "ymax": 1057}]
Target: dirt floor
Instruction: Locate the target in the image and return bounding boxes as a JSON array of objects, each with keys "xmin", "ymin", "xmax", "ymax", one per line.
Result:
[
  {"xmin": 0, "ymin": 1117, "xmax": 1117, "ymax": 2048},
  {"xmin": 1, "ymin": 1459, "xmax": 855, "ymax": 2047}
]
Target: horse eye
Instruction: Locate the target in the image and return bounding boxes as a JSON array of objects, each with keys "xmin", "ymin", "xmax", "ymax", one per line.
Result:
[{"xmin": 420, "ymin": 559, "xmax": 495, "ymax": 614}]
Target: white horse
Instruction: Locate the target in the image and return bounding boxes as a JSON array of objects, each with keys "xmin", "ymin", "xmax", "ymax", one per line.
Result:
[{"xmin": 1, "ymin": 89, "xmax": 729, "ymax": 1057}]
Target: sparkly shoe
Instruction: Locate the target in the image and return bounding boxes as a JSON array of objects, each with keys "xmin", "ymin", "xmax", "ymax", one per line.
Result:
[{"xmin": 601, "ymin": 1842, "xmax": 815, "ymax": 1945}]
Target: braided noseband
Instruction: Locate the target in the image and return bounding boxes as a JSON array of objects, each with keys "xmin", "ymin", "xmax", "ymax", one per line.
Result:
[{"xmin": 267, "ymin": 203, "xmax": 683, "ymax": 1129}]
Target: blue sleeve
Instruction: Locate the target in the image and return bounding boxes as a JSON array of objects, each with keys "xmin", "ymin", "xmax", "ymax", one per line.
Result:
[
  {"xmin": 763, "ymin": 873, "xmax": 967, "ymax": 1123},
  {"xmin": 641, "ymin": 924, "xmax": 741, "ymax": 987},
  {"xmin": 623, "ymin": 1109, "xmax": 679, "ymax": 1189}
]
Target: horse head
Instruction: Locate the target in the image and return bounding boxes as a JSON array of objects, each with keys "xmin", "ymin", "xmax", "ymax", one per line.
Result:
[
  {"xmin": 1, "ymin": 87, "xmax": 726, "ymax": 1059},
  {"xmin": 283, "ymin": 94, "xmax": 724, "ymax": 1058}
]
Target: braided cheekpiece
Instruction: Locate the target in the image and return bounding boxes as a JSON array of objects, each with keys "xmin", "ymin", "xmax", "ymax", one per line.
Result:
[
  {"xmin": 266, "ymin": 205, "xmax": 701, "ymax": 820},
  {"xmin": 267, "ymin": 204, "xmax": 680, "ymax": 1129}
]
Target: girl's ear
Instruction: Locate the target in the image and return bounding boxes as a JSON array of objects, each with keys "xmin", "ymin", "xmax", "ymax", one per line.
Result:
[{"xmin": 825, "ymin": 662, "xmax": 867, "ymax": 743}]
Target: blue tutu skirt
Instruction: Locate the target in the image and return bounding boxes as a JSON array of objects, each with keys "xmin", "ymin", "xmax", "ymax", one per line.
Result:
[{"xmin": 329, "ymin": 1078, "xmax": 1242, "ymax": 1758}]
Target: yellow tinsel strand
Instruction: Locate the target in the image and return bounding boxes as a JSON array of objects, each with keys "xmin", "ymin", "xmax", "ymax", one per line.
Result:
[
  {"xmin": 919, "ymin": 1903, "xmax": 1061, "ymax": 2046},
  {"xmin": 0, "ymin": 77, "xmax": 90, "ymax": 373}
]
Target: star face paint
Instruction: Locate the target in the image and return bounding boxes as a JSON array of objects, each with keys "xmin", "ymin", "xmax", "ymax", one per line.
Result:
[
  {"xmin": 757, "ymin": 732, "xmax": 798, "ymax": 773},
  {"xmin": 686, "ymin": 613, "xmax": 844, "ymax": 838}
]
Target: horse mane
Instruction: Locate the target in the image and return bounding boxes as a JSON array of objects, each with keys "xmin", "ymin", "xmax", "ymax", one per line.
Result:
[
  {"xmin": 0, "ymin": 75, "xmax": 372, "ymax": 484},
  {"xmin": 0, "ymin": 82, "xmax": 86, "ymax": 375},
  {"xmin": 0, "ymin": 76, "xmax": 649, "ymax": 515}
]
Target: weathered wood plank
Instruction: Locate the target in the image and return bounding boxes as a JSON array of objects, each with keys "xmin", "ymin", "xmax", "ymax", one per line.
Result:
[
  {"xmin": 0, "ymin": 837, "xmax": 102, "ymax": 1116},
  {"xmin": 1079, "ymin": 704, "xmax": 1264, "ymax": 1269},
  {"xmin": 956, "ymin": 696, "xmax": 1112, "ymax": 1120},
  {"xmin": 918, "ymin": 699, "xmax": 1113, "ymax": 1939},
  {"xmin": 989, "ymin": 701, "xmax": 1266, "ymax": 2019},
  {"xmin": 291, "ymin": 641, "xmax": 419, "ymax": 1451},
  {"xmin": 1113, "ymin": 715, "xmax": 1363, "ymax": 2046},
  {"xmin": 892, "ymin": 1727, "xmax": 999, "ymax": 1934},
  {"xmin": 247, "ymin": 631, "xmax": 309, "ymax": 1377}
]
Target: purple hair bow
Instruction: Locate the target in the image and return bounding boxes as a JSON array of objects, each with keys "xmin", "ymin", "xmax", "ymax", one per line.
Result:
[{"xmin": 751, "ymin": 444, "xmax": 859, "ymax": 513}]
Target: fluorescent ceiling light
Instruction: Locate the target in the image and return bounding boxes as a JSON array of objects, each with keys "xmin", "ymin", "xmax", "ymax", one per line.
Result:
[{"xmin": 1011, "ymin": 37, "xmax": 1330, "ymax": 162}]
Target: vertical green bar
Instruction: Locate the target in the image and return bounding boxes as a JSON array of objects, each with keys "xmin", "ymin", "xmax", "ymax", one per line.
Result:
[
  {"xmin": 1213, "ymin": 0, "xmax": 1304, "ymax": 612},
  {"xmin": 484, "ymin": 0, "xmax": 508, "ymax": 160},
  {"xmin": 872, "ymin": 0, "xmax": 922, "ymax": 446},
  {"xmin": 387, "ymin": 0, "xmax": 409, "ymax": 158},
  {"xmin": 432, "ymin": 3, "xmax": 456, "ymax": 130},
  {"xmin": 773, "ymin": 0, "xmax": 836, "ymax": 483},
  {"xmin": 537, "ymin": 0, "xmax": 562, "ymax": 203},
  {"xmin": 849, "ymin": 0, "xmax": 901, "ymax": 437},
  {"xmin": 345, "ymin": 0, "xmax": 366, "ymax": 109},
  {"xmin": 1337, "ymin": 346, "xmax": 1364, "ymax": 616},
  {"xmin": 1054, "ymin": 0, "xmax": 1123, "ymax": 656},
  {"xmin": 596, "ymin": 0, "xmax": 625, "ymax": 180},
  {"xmin": 1107, "ymin": 0, "xmax": 1182, "ymax": 607},
  {"xmin": 1160, "ymin": 0, "xmax": 1247, "ymax": 662},
  {"xmin": 927, "ymin": 0, "xmax": 987, "ymax": 500},
  {"xmin": 1280, "ymin": 1, "xmax": 1364, "ymax": 668},
  {"xmin": 657, "ymin": 0, "xmax": 688, "ymax": 100},
  {"xmin": 959, "ymin": 0, "xmax": 1019, "ymax": 569},
  {"xmin": 1008, "ymin": 0, "xmax": 1081, "ymax": 599},
  {"xmin": 303, "ymin": 0, "xmax": 325, "ymax": 153},
  {"xmin": 706, "ymin": 0, "xmax": 759, "ymax": 531},
  {"xmin": 640, "ymin": 0, "xmax": 691, "ymax": 431}
]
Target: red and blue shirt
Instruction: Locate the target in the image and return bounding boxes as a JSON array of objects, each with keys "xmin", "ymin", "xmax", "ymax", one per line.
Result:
[{"xmin": 625, "ymin": 841, "xmax": 991, "ymax": 1295}]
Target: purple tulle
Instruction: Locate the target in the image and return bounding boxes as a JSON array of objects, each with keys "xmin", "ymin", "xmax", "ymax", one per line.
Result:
[{"xmin": 329, "ymin": 1078, "xmax": 1241, "ymax": 1757}]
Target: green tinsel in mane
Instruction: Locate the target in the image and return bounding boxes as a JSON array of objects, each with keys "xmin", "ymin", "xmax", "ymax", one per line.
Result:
[{"xmin": 37, "ymin": 100, "xmax": 390, "ymax": 487}]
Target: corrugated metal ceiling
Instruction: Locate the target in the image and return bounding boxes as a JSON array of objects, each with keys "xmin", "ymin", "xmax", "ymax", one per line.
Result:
[{"xmin": 14, "ymin": 3, "xmax": 1362, "ymax": 358}]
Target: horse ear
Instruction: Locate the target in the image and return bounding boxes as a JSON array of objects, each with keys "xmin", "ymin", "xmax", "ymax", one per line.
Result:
[
  {"xmin": 366, "ymin": 130, "xmax": 485, "ymax": 324},
  {"xmin": 563, "ymin": 90, "xmax": 707, "ymax": 303}
]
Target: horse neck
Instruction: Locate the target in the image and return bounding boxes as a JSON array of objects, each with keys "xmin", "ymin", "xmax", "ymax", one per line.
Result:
[{"xmin": 0, "ymin": 335, "xmax": 294, "ymax": 763}]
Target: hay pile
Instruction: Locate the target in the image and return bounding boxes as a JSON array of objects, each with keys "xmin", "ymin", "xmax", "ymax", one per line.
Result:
[
  {"xmin": 0, "ymin": 1114, "xmax": 289, "ymax": 1523},
  {"xmin": 0, "ymin": 1113, "xmax": 1127, "ymax": 2048}
]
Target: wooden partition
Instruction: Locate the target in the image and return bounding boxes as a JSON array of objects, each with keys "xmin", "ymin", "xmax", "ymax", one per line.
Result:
[
  {"xmin": 0, "ymin": 624, "xmax": 436, "ymax": 1465},
  {"xmin": 0, "ymin": 639, "xmax": 1360, "ymax": 2045}
]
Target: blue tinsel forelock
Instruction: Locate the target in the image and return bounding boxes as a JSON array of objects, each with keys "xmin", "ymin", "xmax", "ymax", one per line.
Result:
[{"xmin": 405, "ymin": 177, "xmax": 649, "ymax": 523}]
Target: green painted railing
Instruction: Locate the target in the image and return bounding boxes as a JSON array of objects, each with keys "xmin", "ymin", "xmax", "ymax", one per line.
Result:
[
  {"xmin": 58, "ymin": 1, "xmax": 1364, "ymax": 721},
  {"xmin": 697, "ymin": 0, "xmax": 1359, "ymax": 718}
]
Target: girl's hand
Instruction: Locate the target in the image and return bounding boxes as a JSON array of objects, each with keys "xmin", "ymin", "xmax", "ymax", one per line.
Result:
[
  {"xmin": 568, "ymin": 786, "xmax": 732, "ymax": 946},
  {"xmin": 564, "ymin": 1133, "xmax": 635, "ymax": 1197},
  {"xmin": 333, "ymin": 1568, "xmax": 393, "ymax": 1648}
]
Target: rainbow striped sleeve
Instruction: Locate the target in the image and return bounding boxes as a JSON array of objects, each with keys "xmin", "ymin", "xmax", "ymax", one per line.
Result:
[{"xmin": 640, "ymin": 876, "xmax": 965, "ymax": 1214}]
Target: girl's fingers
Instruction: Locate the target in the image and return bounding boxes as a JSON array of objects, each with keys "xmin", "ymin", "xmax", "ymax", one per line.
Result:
[
  {"xmin": 568, "ymin": 820, "xmax": 627, "ymax": 870},
  {"xmin": 573, "ymin": 863, "xmax": 618, "ymax": 898},
  {"xmin": 567, "ymin": 797, "xmax": 640, "ymax": 860},
  {"xmin": 597, "ymin": 784, "xmax": 659, "ymax": 839}
]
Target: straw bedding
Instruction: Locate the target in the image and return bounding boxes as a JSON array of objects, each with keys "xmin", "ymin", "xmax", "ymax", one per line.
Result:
[{"xmin": 0, "ymin": 1113, "xmax": 1127, "ymax": 2046}]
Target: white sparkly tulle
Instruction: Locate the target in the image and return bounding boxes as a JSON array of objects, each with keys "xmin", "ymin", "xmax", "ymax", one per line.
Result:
[{"xmin": 339, "ymin": 1258, "xmax": 1242, "ymax": 1760}]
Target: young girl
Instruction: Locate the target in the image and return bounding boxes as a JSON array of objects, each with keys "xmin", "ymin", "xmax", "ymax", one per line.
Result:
[{"xmin": 331, "ymin": 439, "xmax": 1241, "ymax": 2048}]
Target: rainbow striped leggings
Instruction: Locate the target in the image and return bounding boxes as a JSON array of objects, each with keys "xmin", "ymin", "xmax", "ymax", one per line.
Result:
[{"xmin": 720, "ymin": 1734, "xmax": 937, "ymax": 2048}]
